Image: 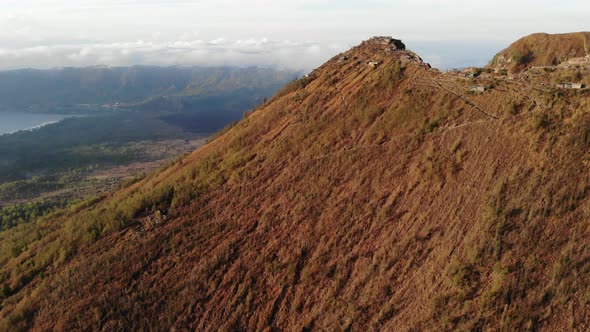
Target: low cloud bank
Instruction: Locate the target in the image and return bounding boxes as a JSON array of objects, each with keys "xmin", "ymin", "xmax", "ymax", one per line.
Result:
[
  {"xmin": 0, "ymin": 38, "xmax": 348, "ymax": 72},
  {"xmin": 0, "ymin": 37, "xmax": 505, "ymax": 72}
]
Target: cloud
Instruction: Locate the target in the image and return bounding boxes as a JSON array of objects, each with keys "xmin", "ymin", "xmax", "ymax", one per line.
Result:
[
  {"xmin": 0, "ymin": 36, "xmax": 506, "ymax": 71},
  {"xmin": 0, "ymin": 36, "xmax": 509, "ymax": 72},
  {"xmin": 0, "ymin": 38, "xmax": 348, "ymax": 72}
]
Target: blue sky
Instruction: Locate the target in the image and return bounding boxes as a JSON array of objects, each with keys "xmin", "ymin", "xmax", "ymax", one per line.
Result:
[{"xmin": 0, "ymin": 0, "xmax": 588, "ymax": 71}]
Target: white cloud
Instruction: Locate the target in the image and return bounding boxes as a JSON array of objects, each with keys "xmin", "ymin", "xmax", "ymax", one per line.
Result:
[{"xmin": 0, "ymin": 38, "xmax": 345, "ymax": 72}]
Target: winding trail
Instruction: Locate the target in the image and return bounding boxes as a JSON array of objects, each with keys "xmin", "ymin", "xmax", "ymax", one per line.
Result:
[{"xmin": 427, "ymin": 78, "xmax": 500, "ymax": 119}]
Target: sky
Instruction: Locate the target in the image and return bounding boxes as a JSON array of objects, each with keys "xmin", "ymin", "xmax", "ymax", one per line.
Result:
[{"xmin": 0, "ymin": 0, "xmax": 589, "ymax": 72}]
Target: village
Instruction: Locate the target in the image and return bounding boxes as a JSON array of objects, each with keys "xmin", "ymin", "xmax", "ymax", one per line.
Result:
[
  {"xmin": 342, "ymin": 36, "xmax": 589, "ymax": 98},
  {"xmin": 444, "ymin": 54, "xmax": 589, "ymax": 94}
]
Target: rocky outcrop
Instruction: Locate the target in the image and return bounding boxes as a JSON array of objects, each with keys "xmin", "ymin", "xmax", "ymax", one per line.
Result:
[{"xmin": 362, "ymin": 36, "xmax": 406, "ymax": 51}]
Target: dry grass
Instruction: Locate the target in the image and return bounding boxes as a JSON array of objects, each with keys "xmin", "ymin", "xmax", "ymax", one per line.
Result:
[{"xmin": 1, "ymin": 37, "xmax": 590, "ymax": 331}]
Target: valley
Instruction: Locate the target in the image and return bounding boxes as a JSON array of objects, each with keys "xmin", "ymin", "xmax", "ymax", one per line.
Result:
[{"xmin": 0, "ymin": 66, "xmax": 294, "ymax": 233}]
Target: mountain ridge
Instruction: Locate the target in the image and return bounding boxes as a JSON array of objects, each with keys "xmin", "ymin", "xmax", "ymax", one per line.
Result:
[
  {"xmin": 1, "ymin": 35, "xmax": 590, "ymax": 331},
  {"xmin": 487, "ymin": 31, "xmax": 590, "ymax": 73}
]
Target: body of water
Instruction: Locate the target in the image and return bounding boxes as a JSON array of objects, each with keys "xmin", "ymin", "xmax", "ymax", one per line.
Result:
[{"xmin": 0, "ymin": 112, "xmax": 76, "ymax": 135}]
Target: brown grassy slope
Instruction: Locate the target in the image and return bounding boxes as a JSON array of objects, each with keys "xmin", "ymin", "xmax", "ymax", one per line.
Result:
[
  {"xmin": 488, "ymin": 32, "xmax": 590, "ymax": 72},
  {"xmin": 1, "ymin": 37, "xmax": 590, "ymax": 331}
]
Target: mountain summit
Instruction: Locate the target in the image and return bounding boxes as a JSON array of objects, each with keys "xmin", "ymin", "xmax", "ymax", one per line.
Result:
[
  {"xmin": 488, "ymin": 32, "xmax": 590, "ymax": 73},
  {"xmin": 361, "ymin": 36, "xmax": 406, "ymax": 50},
  {"xmin": 1, "ymin": 35, "xmax": 590, "ymax": 331}
]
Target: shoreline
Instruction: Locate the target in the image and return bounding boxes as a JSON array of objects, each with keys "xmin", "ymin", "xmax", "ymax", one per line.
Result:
[
  {"xmin": 0, "ymin": 119, "xmax": 63, "ymax": 137},
  {"xmin": 0, "ymin": 113, "xmax": 90, "ymax": 137},
  {"xmin": 15, "ymin": 120, "xmax": 61, "ymax": 134}
]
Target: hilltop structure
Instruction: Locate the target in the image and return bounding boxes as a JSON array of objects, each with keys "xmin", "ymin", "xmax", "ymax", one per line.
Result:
[
  {"xmin": 470, "ymin": 85, "xmax": 486, "ymax": 92},
  {"xmin": 557, "ymin": 82, "xmax": 585, "ymax": 89},
  {"xmin": 362, "ymin": 36, "xmax": 406, "ymax": 51}
]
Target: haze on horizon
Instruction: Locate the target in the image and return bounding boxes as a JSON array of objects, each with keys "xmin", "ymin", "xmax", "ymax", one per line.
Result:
[{"xmin": 1, "ymin": 0, "xmax": 589, "ymax": 71}]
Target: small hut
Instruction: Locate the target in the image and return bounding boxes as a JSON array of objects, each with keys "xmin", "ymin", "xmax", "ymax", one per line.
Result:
[
  {"xmin": 556, "ymin": 82, "xmax": 585, "ymax": 89},
  {"xmin": 367, "ymin": 61, "xmax": 381, "ymax": 68},
  {"xmin": 470, "ymin": 85, "xmax": 486, "ymax": 93}
]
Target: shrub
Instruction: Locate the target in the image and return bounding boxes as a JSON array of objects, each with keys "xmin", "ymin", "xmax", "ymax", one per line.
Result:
[
  {"xmin": 0, "ymin": 199, "xmax": 71, "ymax": 231},
  {"xmin": 449, "ymin": 259, "xmax": 471, "ymax": 289},
  {"xmin": 531, "ymin": 113, "xmax": 550, "ymax": 130},
  {"xmin": 377, "ymin": 61, "xmax": 405, "ymax": 90},
  {"xmin": 118, "ymin": 173, "xmax": 146, "ymax": 190},
  {"xmin": 171, "ymin": 183, "xmax": 208, "ymax": 209},
  {"xmin": 485, "ymin": 262, "xmax": 507, "ymax": 299},
  {"xmin": 574, "ymin": 114, "xmax": 590, "ymax": 147},
  {"xmin": 506, "ymin": 102, "xmax": 520, "ymax": 115},
  {"xmin": 422, "ymin": 118, "xmax": 440, "ymax": 134},
  {"xmin": 1, "ymin": 283, "xmax": 11, "ymax": 298},
  {"xmin": 511, "ymin": 51, "xmax": 533, "ymax": 67}
]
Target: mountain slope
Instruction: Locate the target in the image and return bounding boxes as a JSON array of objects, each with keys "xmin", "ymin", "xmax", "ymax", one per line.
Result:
[
  {"xmin": 2, "ymin": 36, "xmax": 590, "ymax": 331},
  {"xmin": 488, "ymin": 32, "xmax": 590, "ymax": 72}
]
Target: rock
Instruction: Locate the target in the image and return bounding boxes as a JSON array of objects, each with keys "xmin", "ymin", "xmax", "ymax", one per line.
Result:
[{"xmin": 363, "ymin": 36, "xmax": 406, "ymax": 51}]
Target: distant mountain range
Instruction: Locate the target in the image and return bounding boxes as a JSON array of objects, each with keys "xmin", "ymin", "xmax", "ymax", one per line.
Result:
[{"xmin": 0, "ymin": 66, "xmax": 298, "ymax": 112}]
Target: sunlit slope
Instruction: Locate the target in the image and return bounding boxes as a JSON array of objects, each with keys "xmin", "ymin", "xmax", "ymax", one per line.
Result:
[
  {"xmin": 1, "ymin": 37, "xmax": 590, "ymax": 331},
  {"xmin": 488, "ymin": 32, "xmax": 590, "ymax": 72}
]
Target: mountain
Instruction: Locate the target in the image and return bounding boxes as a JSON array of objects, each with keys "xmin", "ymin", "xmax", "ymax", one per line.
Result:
[
  {"xmin": 2, "ymin": 35, "xmax": 590, "ymax": 331},
  {"xmin": 487, "ymin": 32, "xmax": 590, "ymax": 73},
  {"xmin": 0, "ymin": 66, "xmax": 296, "ymax": 112}
]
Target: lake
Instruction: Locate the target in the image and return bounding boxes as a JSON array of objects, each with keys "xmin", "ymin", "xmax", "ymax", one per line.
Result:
[{"xmin": 0, "ymin": 112, "xmax": 76, "ymax": 136}]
